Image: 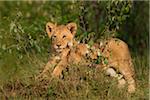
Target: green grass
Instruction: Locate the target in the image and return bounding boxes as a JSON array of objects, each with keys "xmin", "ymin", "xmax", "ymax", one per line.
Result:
[
  {"xmin": 0, "ymin": 52, "xmax": 148, "ymax": 99},
  {"xmin": 0, "ymin": 1, "xmax": 149, "ymax": 99}
]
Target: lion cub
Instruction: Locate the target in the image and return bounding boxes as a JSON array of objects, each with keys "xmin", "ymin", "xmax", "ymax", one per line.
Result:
[{"xmin": 37, "ymin": 22, "xmax": 136, "ymax": 93}]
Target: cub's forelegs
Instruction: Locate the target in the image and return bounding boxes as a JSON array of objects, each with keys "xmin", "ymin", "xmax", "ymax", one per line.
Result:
[{"xmin": 52, "ymin": 58, "xmax": 68, "ymax": 77}]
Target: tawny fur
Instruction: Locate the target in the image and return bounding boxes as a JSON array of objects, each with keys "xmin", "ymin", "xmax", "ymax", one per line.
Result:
[{"xmin": 37, "ymin": 22, "xmax": 136, "ymax": 93}]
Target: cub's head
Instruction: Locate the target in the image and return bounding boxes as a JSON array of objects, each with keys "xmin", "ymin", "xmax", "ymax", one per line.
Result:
[{"xmin": 46, "ymin": 22, "xmax": 77, "ymax": 53}]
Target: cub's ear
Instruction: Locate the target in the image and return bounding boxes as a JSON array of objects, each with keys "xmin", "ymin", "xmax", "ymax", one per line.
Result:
[
  {"xmin": 46, "ymin": 22, "xmax": 55, "ymax": 38},
  {"xmin": 66, "ymin": 23, "xmax": 77, "ymax": 36}
]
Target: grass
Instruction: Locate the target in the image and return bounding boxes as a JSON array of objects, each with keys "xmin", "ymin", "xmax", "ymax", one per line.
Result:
[
  {"xmin": 0, "ymin": 50, "xmax": 148, "ymax": 99},
  {"xmin": 0, "ymin": 1, "xmax": 149, "ymax": 99}
]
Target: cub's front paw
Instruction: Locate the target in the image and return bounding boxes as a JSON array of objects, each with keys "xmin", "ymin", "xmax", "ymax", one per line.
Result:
[{"xmin": 128, "ymin": 84, "xmax": 136, "ymax": 93}]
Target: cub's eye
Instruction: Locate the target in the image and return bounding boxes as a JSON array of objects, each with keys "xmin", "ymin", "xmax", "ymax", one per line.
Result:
[
  {"xmin": 52, "ymin": 35, "xmax": 56, "ymax": 39},
  {"xmin": 53, "ymin": 35, "xmax": 56, "ymax": 38},
  {"xmin": 63, "ymin": 35, "xmax": 66, "ymax": 38}
]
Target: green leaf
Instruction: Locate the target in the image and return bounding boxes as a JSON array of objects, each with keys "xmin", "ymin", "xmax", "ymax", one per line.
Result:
[
  {"xmin": 104, "ymin": 58, "xmax": 108, "ymax": 65},
  {"xmin": 125, "ymin": 7, "xmax": 129, "ymax": 13},
  {"xmin": 88, "ymin": 40, "xmax": 94, "ymax": 47},
  {"xmin": 117, "ymin": 16, "xmax": 122, "ymax": 22},
  {"xmin": 95, "ymin": 56, "xmax": 102, "ymax": 64}
]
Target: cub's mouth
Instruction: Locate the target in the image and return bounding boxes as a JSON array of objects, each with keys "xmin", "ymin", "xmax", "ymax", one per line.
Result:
[
  {"xmin": 56, "ymin": 49, "xmax": 62, "ymax": 53},
  {"xmin": 55, "ymin": 48, "xmax": 65, "ymax": 53}
]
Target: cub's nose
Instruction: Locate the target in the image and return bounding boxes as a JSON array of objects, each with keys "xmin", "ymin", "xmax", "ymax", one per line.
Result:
[{"xmin": 57, "ymin": 44, "xmax": 61, "ymax": 47}]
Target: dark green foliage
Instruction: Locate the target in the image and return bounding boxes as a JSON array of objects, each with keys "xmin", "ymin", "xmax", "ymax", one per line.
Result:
[
  {"xmin": 119, "ymin": 1, "xmax": 149, "ymax": 54},
  {"xmin": 0, "ymin": 1, "xmax": 148, "ymax": 54},
  {"xmin": 106, "ymin": 0, "xmax": 132, "ymax": 32}
]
